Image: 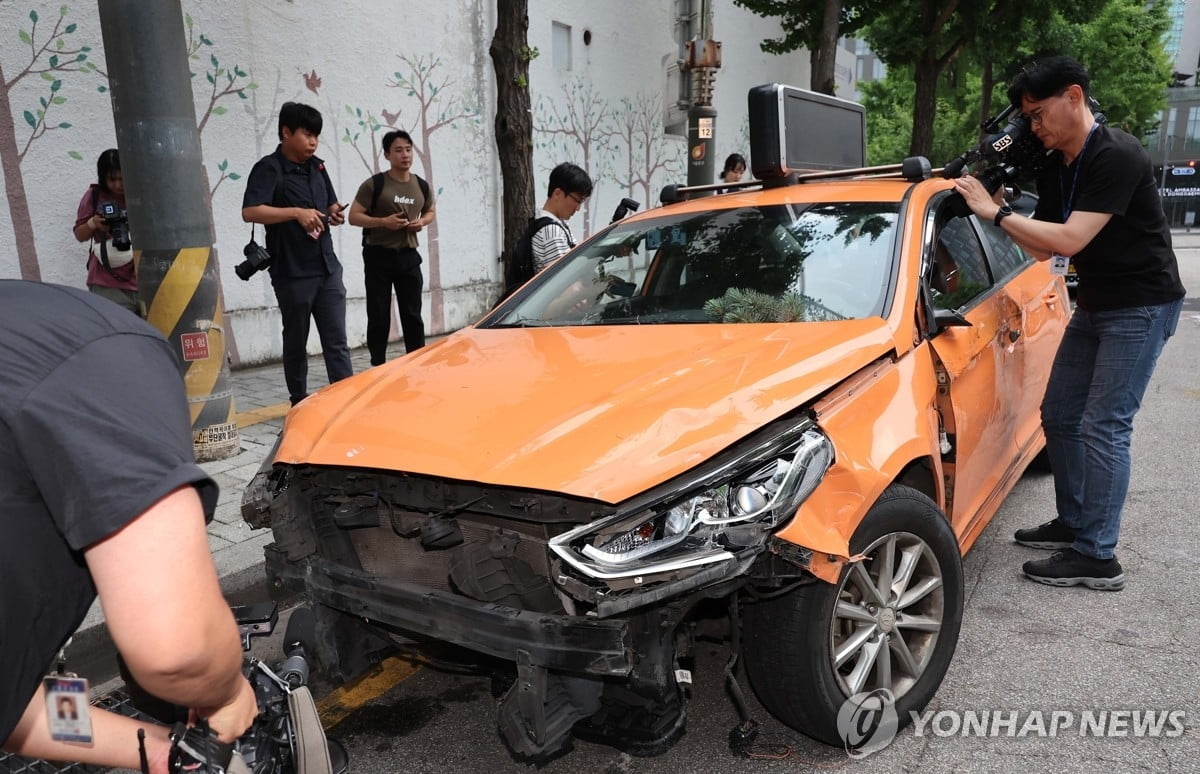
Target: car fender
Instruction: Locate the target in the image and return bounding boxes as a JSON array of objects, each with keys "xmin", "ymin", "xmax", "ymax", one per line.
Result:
[{"xmin": 774, "ymin": 343, "xmax": 944, "ymax": 582}]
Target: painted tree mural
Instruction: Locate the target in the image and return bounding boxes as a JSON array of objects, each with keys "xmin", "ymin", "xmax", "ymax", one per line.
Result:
[
  {"xmin": 342, "ymin": 105, "xmax": 393, "ymax": 176},
  {"xmin": 183, "ymin": 14, "xmax": 255, "ymax": 199},
  {"xmin": 386, "ymin": 52, "xmax": 480, "ymax": 334},
  {"xmin": 0, "ymin": 6, "xmax": 93, "ymax": 280},
  {"xmin": 536, "ymin": 79, "xmax": 613, "ymax": 237},
  {"xmin": 608, "ymin": 90, "xmax": 683, "ymax": 208}
]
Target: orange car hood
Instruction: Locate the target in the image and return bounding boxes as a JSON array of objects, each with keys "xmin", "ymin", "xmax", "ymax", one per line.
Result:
[{"xmin": 278, "ymin": 320, "xmax": 894, "ymax": 503}]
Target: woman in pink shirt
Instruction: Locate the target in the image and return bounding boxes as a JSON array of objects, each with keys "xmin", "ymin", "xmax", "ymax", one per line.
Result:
[{"xmin": 73, "ymin": 149, "xmax": 140, "ymax": 316}]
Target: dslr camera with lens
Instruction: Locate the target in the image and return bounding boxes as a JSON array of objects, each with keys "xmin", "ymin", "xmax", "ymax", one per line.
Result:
[
  {"xmin": 236, "ymin": 236, "xmax": 272, "ymax": 281},
  {"xmin": 99, "ymin": 200, "xmax": 132, "ymax": 251}
]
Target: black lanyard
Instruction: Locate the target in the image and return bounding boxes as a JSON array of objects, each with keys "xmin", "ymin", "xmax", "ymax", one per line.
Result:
[{"xmin": 1059, "ymin": 123, "xmax": 1098, "ymax": 221}]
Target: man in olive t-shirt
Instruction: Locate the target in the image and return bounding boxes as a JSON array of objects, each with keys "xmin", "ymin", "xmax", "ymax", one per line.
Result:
[{"xmin": 348, "ymin": 129, "xmax": 438, "ymax": 365}]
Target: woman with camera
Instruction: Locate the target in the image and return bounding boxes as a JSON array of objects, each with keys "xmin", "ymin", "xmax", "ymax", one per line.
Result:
[{"xmin": 73, "ymin": 148, "xmax": 141, "ymax": 316}]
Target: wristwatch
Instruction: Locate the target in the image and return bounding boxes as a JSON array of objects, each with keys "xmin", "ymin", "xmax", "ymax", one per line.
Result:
[{"xmin": 993, "ymin": 205, "xmax": 1014, "ymax": 226}]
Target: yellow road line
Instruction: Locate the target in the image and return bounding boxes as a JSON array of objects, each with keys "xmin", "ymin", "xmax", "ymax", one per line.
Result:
[
  {"xmin": 317, "ymin": 655, "xmax": 422, "ymax": 728},
  {"xmin": 234, "ymin": 402, "xmax": 291, "ymax": 428}
]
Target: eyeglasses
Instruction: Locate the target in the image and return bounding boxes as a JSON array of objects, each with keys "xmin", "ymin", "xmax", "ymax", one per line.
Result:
[
  {"xmin": 568, "ymin": 193, "xmax": 587, "ymax": 206},
  {"xmin": 1023, "ymin": 88, "xmax": 1070, "ymax": 126}
]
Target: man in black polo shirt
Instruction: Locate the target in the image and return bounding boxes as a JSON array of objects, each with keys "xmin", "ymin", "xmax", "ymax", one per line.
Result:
[
  {"xmin": 955, "ymin": 56, "xmax": 1185, "ymax": 591},
  {"xmin": 242, "ymin": 101, "xmax": 354, "ymax": 405},
  {"xmin": 0, "ymin": 280, "xmax": 255, "ymax": 771}
]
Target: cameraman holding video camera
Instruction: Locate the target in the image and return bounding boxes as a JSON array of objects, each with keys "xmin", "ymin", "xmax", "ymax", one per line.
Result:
[
  {"xmin": 954, "ymin": 56, "xmax": 1185, "ymax": 591},
  {"xmin": 0, "ymin": 280, "xmax": 256, "ymax": 772},
  {"xmin": 73, "ymin": 149, "xmax": 140, "ymax": 317}
]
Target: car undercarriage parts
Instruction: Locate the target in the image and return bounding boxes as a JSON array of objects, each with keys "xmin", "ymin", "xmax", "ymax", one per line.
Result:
[
  {"xmin": 448, "ymin": 537, "xmax": 561, "ymax": 613},
  {"xmin": 496, "ymin": 653, "xmax": 603, "ymax": 763}
]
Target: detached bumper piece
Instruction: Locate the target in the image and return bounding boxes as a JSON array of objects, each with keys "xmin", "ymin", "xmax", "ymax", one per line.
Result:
[{"xmin": 266, "ymin": 546, "xmax": 685, "ymax": 761}]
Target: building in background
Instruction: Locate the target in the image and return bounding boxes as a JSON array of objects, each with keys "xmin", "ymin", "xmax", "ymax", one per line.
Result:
[{"xmin": 1142, "ymin": 0, "xmax": 1200, "ymax": 227}]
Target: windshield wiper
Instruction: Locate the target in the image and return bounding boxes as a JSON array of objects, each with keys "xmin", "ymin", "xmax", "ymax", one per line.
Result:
[{"xmin": 489, "ymin": 317, "xmax": 555, "ymax": 328}]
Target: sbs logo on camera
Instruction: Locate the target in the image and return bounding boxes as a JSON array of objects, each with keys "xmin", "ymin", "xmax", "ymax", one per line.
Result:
[{"xmin": 836, "ymin": 688, "xmax": 899, "ymax": 759}]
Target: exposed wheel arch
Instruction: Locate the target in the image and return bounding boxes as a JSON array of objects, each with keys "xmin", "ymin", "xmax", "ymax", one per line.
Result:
[{"xmin": 742, "ymin": 483, "xmax": 964, "ymax": 748}]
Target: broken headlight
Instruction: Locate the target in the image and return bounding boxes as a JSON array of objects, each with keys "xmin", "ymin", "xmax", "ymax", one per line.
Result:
[{"xmin": 550, "ymin": 426, "xmax": 832, "ymax": 581}]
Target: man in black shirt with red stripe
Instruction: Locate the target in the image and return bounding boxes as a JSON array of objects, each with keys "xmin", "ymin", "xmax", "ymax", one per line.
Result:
[
  {"xmin": 955, "ymin": 56, "xmax": 1185, "ymax": 591},
  {"xmin": 242, "ymin": 102, "xmax": 354, "ymax": 405}
]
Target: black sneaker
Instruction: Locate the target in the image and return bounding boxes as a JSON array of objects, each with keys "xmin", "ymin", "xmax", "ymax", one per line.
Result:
[
  {"xmin": 1013, "ymin": 518, "xmax": 1076, "ymax": 549},
  {"xmin": 1022, "ymin": 548, "xmax": 1125, "ymax": 591}
]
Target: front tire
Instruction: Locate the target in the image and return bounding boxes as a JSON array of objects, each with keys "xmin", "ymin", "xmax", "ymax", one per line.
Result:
[{"xmin": 743, "ymin": 484, "xmax": 963, "ymax": 746}]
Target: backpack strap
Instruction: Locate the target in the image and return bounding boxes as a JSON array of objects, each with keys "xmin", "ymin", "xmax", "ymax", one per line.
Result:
[
  {"xmin": 263, "ymin": 155, "xmax": 286, "ymax": 206},
  {"xmin": 361, "ymin": 172, "xmax": 386, "ymax": 247}
]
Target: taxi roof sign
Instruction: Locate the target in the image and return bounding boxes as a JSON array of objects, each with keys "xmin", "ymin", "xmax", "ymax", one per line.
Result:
[{"xmin": 748, "ymin": 84, "xmax": 866, "ymax": 180}]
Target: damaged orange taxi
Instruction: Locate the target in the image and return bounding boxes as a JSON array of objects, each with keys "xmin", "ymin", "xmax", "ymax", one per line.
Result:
[{"xmin": 242, "ymin": 86, "xmax": 1069, "ymax": 762}]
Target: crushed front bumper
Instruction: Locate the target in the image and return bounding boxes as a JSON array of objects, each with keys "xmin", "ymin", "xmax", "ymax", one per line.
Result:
[{"xmin": 265, "ymin": 545, "xmax": 630, "ymax": 677}]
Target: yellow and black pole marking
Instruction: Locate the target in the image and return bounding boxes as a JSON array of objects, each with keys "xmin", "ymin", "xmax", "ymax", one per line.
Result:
[
  {"xmin": 140, "ymin": 246, "xmax": 239, "ymax": 461},
  {"xmin": 100, "ymin": 0, "xmax": 241, "ymax": 461}
]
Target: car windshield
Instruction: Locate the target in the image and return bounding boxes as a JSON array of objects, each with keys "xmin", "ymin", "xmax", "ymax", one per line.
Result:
[{"xmin": 487, "ymin": 202, "xmax": 899, "ymax": 327}]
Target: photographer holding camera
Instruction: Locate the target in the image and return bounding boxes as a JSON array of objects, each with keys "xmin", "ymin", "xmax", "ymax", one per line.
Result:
[
  {"xmin": 0, "ymin": 280, "xmax": 256, "ymax": 773},
  {"xmin": 73, "ymin": 149, "xmax": 140, "ymax": 317},
  {"xmin": 241, "ymin": 102, "xmax": 353, "ymax": 406},
  {"xmin": 953, "ymin": 56, "xmax": 1185, "ymax": 591}
]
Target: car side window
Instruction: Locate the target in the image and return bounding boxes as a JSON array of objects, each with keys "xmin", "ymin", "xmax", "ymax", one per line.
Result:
[
  {"xmin": 931, "ymin": 217, "xmax": 992, "ymax": 310},
  {"xmin": 977, "ymin": 219, "xmax": 1033, "ymax": 281}
]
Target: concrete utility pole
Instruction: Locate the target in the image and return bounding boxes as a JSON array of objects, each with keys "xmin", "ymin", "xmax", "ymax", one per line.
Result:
[
  {"xmin": 98, "ymin": 0, "xmax": 240, "ymax": 461},
  {"xmin": 685, "ymin": 0, "xmax": 721, "ymax": 187}
]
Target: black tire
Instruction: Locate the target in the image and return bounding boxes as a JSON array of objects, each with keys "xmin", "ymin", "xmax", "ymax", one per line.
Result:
[{"xmin": 743, "ymin": 484, "xmax": 963, "ymax": 746}]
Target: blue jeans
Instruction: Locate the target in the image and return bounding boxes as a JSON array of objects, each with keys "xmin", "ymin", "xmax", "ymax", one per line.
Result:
[{"xmin": 1040, "ymin": 299, "xmax": 1182, "ymax": 559}]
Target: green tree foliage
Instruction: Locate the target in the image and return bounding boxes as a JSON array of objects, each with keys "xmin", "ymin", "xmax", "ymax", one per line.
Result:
[
  {"xmin": 1071, "ymin": 0, "xmax": 1171, "ymax": 136},
  {"xmin": 861, "ymin": 64, "xmax": 981, "ymax": 167},
  {"xmin": 860, "ymin": 0, "xmax": 1170, "ymax": 164},
  {"xmin": 733, "ymin": 0, "xmax": 878, "ymax": 94}
]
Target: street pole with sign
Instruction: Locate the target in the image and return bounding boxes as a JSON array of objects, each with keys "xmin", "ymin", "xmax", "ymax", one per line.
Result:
[
  {"xmin": 684, "ymin": 0, "xmax": 720, "ymax": 189},
  {"xmin": 98, "ymin": 0, "xmax": 240, "ymax": 461}
]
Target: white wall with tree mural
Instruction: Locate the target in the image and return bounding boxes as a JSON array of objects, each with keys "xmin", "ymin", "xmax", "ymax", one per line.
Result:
[{"xmin": 0, "ymin": 0, "xmax": 852, "ymax": 365}]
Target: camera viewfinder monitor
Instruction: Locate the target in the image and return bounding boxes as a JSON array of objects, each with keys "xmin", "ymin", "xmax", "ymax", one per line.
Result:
[{"xmin": 748, "ymin": 84, "xmax": 866, "ymax": 179}]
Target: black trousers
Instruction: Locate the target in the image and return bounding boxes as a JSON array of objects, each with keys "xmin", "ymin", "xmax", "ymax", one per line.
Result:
[
  {"xmin": 363, "ymin": 246, "xmax": 425, "ymax": 365},
  {"xmin": 271, "ymin": 264, "xmax": 353, "ymax": 404}
]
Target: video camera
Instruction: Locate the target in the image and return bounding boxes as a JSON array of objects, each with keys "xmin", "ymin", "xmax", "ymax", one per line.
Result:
[
  {"xmin": 942, "ymin": 97, "xmax": 1106, "ymax": 197},
  {"xmin": 99, "ymin": 200, "xmax": 132, "ymax": 252}
]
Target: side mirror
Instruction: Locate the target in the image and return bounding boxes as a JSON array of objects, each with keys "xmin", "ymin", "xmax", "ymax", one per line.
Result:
[{"xmin": 933, "ymin": 306, "xmax": 972, "ymax": 329}]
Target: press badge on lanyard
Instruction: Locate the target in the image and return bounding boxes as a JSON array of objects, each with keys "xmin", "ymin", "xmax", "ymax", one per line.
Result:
[
  {"xmin": 1054, "ymin": 124, "xmax": 1098, "ymax": 277},
  {"xmin": 43, "ymin": 641, "xmax": 93, "ymax": 744}
]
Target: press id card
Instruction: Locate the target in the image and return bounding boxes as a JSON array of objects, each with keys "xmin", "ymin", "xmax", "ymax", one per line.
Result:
[
  {"xmin": 1050, "ymin": 254, "xmax": 1070, "ymax": 276},
  {"xmin": 43, "ymin": 675, "xmax": 93, "ymax": 744}
]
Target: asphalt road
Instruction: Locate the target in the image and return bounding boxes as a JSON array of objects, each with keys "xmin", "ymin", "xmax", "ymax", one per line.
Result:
[{"xmin": 309, "ymin": 246, "xmax": 1200, "ymax": 774}]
